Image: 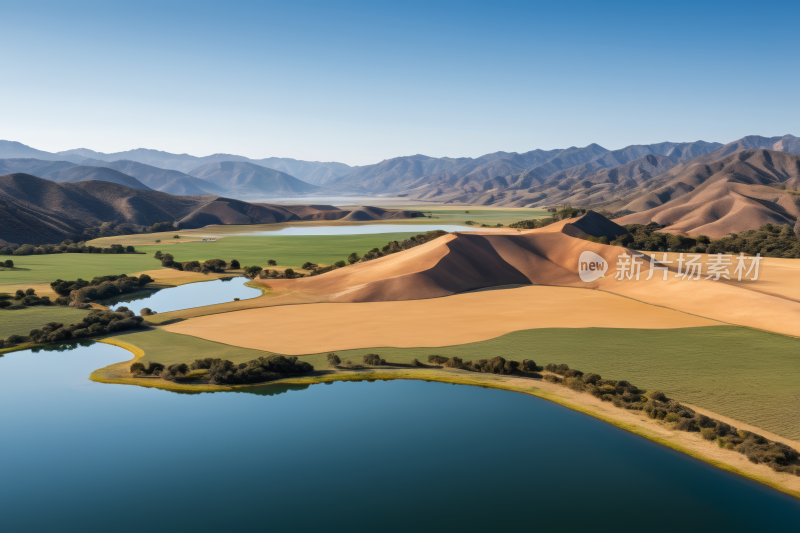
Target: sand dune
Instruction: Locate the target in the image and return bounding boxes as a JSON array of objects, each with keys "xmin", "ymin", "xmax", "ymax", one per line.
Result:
[
  {"xmin": 252, "ymin": 212, "xmax": 800, "ymax": 338},
  {"xmin": 165, "ymin": 285, "xmax": 720, "ymax": 354}
]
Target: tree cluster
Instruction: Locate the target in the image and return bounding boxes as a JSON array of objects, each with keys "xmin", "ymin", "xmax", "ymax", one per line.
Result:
[
  {"xmin": 1, "ymin": 309, "xmax": 147, "ymax": 347},
  {"xmin": 509, "ymin": 207, "xmax": 586, "ymax": 230},
  {"xmin": 154, "ymin": 251, "xmax": 234, "ymax": 273},
  {"xmin": 427, "ymin": 355, "xmax": 541, "ymax": 375},
  {"xmin": 147, "ymin": 355, "xmax": 317, "ymax": 384},
  {"xmin": 0, "ymin": 240, "xmax": 138, "ymax": 256},
  {"xmin": 0, "ymin": 288, "xmax": 52, "ymax": 310},
  {"xmin": 51, "ymin": 274, "xmax": 153, "ymax": 305},
  {"xmin": 542, "ymin": 363, "xmax": 800, "ymax": 476}
]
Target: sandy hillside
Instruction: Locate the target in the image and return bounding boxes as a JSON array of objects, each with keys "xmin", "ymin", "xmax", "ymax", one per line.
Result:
[
  {"xmin": 164, "ymin": 285, "xmax": 720, "ymax": 354},
  {"xmin": 249, "ymin": 212, "xmax": 800, "ymax": 337}
]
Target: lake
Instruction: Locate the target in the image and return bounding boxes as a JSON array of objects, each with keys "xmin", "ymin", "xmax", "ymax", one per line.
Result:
[
  {"xmin": 104, "ymin": 276, "xmax": 260, "ymax": 314},
  {"xmin": 0, "ymin": 341, "xmax": 798, "ymax": 532}
]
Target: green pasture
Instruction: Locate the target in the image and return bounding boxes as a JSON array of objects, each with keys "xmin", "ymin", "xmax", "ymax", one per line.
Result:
[
  {"xmin": 134, "ymin": 232, "xmax": 434, "ymax": 268},
  {"xmin": 0, "ymin": 307, "xmax": 91, "ymax": 338},
  {"xmin": 0, "ymin": 254, "xmax": 159, "ymax": 288},
  {"xmin": 116, "ymin": 325, "xmax": 800, "ymax": 440}
]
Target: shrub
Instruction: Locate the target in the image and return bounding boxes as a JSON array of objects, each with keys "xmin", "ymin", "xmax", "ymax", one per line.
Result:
[
  {"xmin": 6, "ymin": 334, "xmax": 27, "ymax": 345},
  {"xmin": 564, "ymin": 369, "xmax": 584, "ymax": 378},
  {"xmin": 0, "ymin": 300, "xmax": 11, "ymax": 309},
  {"xmin": 647, "ymin": 390, "xmax": 668, "ymax": 402},
  {"xmin": 564, "ymin": 377, "xmax": 586, "ymax": 391},
  {"xmin": 334, "ymin": 260, "xmax": 346, "ymax": 268},
  {"xmin": 676, "ymin": 418, "xmax": 699, "ymax": 432},
  {"xmin": 140, "ymin": 308, "xmax": 154, "ymax": 316},
  {"xmin": 443, "ymin": 357, "xmax": 466, "ymax": 369},
  {"xmin": 267, "ymin": 260, "xmax": 277, "ymax": 266},
  {"xmin": 582, "ymin": 373, "xmax": 601, "ymax": 384},
  {"xmin": 243, "ymin": 266, "xmax": 263, "ymax": 279},
  {"xmin": 146, "ymin": 362, "xmax": 165, "ymax": 375},
  {"xmin": 428, "ymin": 355, "xmax": 449, "ymax": 365},
  {"xmin": 190, "ymin": 358, "xmax": 225, "ymax": 370},
  {"xmin": 230, "ymin": 259, "xmax": 240, "ymax": 269},
  {"xmin": 347, "ymin": 253, "xmax": 360, "ymax": 264},
  {"xmin": 543, "ymin": 374, "xmax": 562, "ymax": 384},
  {"xmin": 363, "ymin": 353, "xmax": 385, "ymax": 365},
  {"xmin": 284, "ymin": 268, "xmax": 296, "ymax": 279},
  {"xmin": 700, "ymin": 427, "xmax": 718, "ymax": 440},
  {"xmin": 3, "ymin": 259, "xmax": 13, "ymax": 268},
  {"xmin": 545, "ymin": 363, "xmax": 570, "ymax": 375},
  {"xmin": 695, "ymin": 414, "xmax": 715, "ymax": 429},
  {"xmin": 130, "ymin": 362, "xmax": 146, "ymax": 375},
  {"xmin": 327, "ymin": 353, "xmax": 341, "ymax": 367},
  {"xmin": 519, "ymin": 359, "xmax": 540, "ymax": 372},
  {"xmin": 665, "ymin": 412, "xmax": 680, "ymax": 423},
  {"xmin": 410, "ymin": 358, "xmax": 421, "ymax": 367},
  {"xmin": 162, "ymin": 363, "xmax": 190, "ymax": 380},
  {"xmin": 207, "ymin": 356, "xmax": 314, "ymax": 385}
]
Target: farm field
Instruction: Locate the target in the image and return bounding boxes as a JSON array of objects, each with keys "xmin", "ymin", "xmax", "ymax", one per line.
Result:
[
  {"xmin": 0, "ymin": 254, "xmax": 158, "ymax": 289},
  {"xmin": 115, "ymin": 324, "xmax": 800, "ymax": 440},
  {"xmin": 0, "ymin": 307, "xmax": 91, "ymax": 338},
  {"xmin": 164, "ymin": 285, "xmax": 721, "ymax": 354},
  {"xmin": 133, "ymin": 232, "xmax": 437, "ymax": 268}
]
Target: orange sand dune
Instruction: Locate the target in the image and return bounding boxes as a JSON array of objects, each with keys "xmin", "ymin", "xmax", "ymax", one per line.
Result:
[
  {"xmin": 251, "ymin": 212, "xmax": 800, "ymax": 338},
  {"xmin": 165, "ymin": 285, "xmax": 719, "ymax": 354}
]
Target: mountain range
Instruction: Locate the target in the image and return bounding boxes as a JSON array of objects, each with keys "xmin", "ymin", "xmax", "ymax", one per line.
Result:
[
  {"xmin": 2, "ymin": 134, "xmax": 800, "ymax": 239},
  {"xmin": 0, "ymin": 173, "xmax": 424, "ymax": 245}
]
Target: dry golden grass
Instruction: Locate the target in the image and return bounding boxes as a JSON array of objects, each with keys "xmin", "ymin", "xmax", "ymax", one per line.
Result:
[{"xmin": 164, "ymin": 285, "xmax": 720, "ymax": 354}]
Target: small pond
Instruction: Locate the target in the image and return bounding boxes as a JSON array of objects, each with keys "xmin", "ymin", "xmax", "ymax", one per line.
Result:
[
  {"xmin": 0, "ymin": 341, "xmax": 798, "ymax": 532},
  {"xmin": 103, "ymin": 276, "xmax": 260, "ymax": 314}
]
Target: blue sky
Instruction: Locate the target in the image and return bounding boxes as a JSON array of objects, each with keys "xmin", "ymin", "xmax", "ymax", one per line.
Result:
[{"xmin": 2, "ymin": 0, "xmax": 798, "ymax": 165}]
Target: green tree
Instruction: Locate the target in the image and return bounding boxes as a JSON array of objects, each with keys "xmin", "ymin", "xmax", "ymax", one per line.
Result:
[
  {"xmin": 267, "ymin": 259, "xmax": 277, "ymax": 266},
  {"xmin": 347, "ymin": 252, "xmax": 360, "ymax": 264},
  {"xmin": 230, "ymin": 259, "xmax": 240, "ymax": 269}
]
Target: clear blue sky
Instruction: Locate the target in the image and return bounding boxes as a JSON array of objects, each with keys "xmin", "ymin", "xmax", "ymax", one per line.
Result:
[{"xmin": 2, "ymin": 0, "xmax": 798, "ymax": 166}]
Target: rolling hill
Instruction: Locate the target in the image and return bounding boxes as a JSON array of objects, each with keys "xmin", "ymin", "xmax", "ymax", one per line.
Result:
[
  {"xmin": 616, "ymin": 149, "xmax": 800, "ymax": 237},
  {"xmin": 187, "ymin": 161, "xmax": 321, "ymax": 196},
  {"xmin": 0, "ymin": 173, "xmax": 425, "ymax": 244},
  {"xmin": 39, "ymin": 165, "xmax": 152, "ymax": 190},
  {"xmin": 79, "ymin": 159, "xmax": 225, "ymax": 194}
]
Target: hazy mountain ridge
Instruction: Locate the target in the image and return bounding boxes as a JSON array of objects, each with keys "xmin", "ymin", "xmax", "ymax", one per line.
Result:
[{"xmin": 187, "ymin": 161, "xmax": 321, "ymax": 196}]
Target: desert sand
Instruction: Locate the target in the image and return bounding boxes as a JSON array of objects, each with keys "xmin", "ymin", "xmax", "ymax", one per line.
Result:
[
  {"xmin": 164, "ymin": 285, "xmax": 719, "ymax": 354},
  {"xmin": 249, "ymin": 214, "xmax": 800, "ymax": 337}
]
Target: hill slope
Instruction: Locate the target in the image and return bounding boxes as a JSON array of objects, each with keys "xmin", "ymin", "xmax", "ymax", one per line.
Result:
[
  {"xmin": 616, "ymin": 149, "xmax": 800, "ymax": 237},
  {"xmin": 40, "ymin": 165, "xmax": 152, "ymax": 190}
]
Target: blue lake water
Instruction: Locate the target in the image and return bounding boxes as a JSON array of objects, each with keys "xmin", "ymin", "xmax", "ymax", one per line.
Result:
[
  {"xmin": 104, "ymin": 276, "xmax": 260, "ymax": 314},
  {"xmin": 1, "ymin": 341, "xmax": 798, "ymax": 532},
  {"xmin": 240, "ymin": 223, "xmax": 475, "ymax": 236}
]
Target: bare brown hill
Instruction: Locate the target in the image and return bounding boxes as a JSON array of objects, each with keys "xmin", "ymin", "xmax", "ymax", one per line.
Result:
[
  {"xmin": 0, "ymin": 174, "xmax": 427, "ymax": 243},
  {"xmin": 617, "ymin": 150, "xmax": 800, "ymax": 237}
]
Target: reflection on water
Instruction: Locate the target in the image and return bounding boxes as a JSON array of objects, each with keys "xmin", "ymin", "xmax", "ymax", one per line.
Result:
[
  {"xmin": 103, "ymin": 276, "xmax": 260, "ymax": 314},
  {"xmin": 0, "ymin": 342, "xmax": 798, "ymax": 531},
  {"xmin": 241, "ymin": 224, "xmax": 476, "ymax": 236}
]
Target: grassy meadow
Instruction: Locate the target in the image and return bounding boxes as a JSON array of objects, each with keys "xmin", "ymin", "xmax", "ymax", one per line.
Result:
[
  {"xmin": 114, "ymin": 325, "xmax": 800, "ymax": 440},
  {"xmin": 133, "ymin": 232, "xmax": 438, "ymax": 268},
  {"xmin": 0, "ymin": 253, "xmax": 158, "ymax": 288},
  {"xmin": 0, "ymin": 307, "xmax": 92, "ymax": 338}
]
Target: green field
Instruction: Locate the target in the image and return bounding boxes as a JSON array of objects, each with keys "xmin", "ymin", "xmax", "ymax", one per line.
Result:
[
  {"xmin": 0, "ymin": 254, "xmax": 159, "ymax": 288},
  {"xmin": 116, "ymin": 325, "xmax": 800, "ymax": 440},
  {"xmin": 134, "ymin": 232, "xmax": 438, "ymax": 268},
  {"xmin": 0, "ymin": 307, "xmax": 91, "ymax": 338}
]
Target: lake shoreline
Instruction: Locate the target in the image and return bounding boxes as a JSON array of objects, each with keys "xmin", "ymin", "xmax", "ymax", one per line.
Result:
[{"xmin": 90, "ymin": 338, "xmax": 800, "ymax": 501}]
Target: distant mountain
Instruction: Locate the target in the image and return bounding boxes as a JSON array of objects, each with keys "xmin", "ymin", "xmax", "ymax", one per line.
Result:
[
  {"xmin": 0, "ymin": 141, "xmax": 85, "ymax": 164},
  {"xmin": 39, "ymin": 165, "xmax": 152, "ymax": 190},
  {"xmin": 0, "ymin": 173, "xmax": 424, "ymax": 244},
  {"xmin": 188, "ymin": 161, "xmax": 321, "ymax": 196},
  {"xmin": 0, "ymin": 158, "xmax": 77, "ymax": 176},
  {"xmin": 617, "ymin": 149, "xmax": 800, "ymax": 238},
  {"xmin": 55, "ymin": 146, "xmax": 351, "ymax": 181},
  {"xmin": 79, "ymin": 159, "xmax": 225, "ymax": 194},
  {"xmin": 0, "ymin": 173, "xmax": 214, "ymax": 244}
]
